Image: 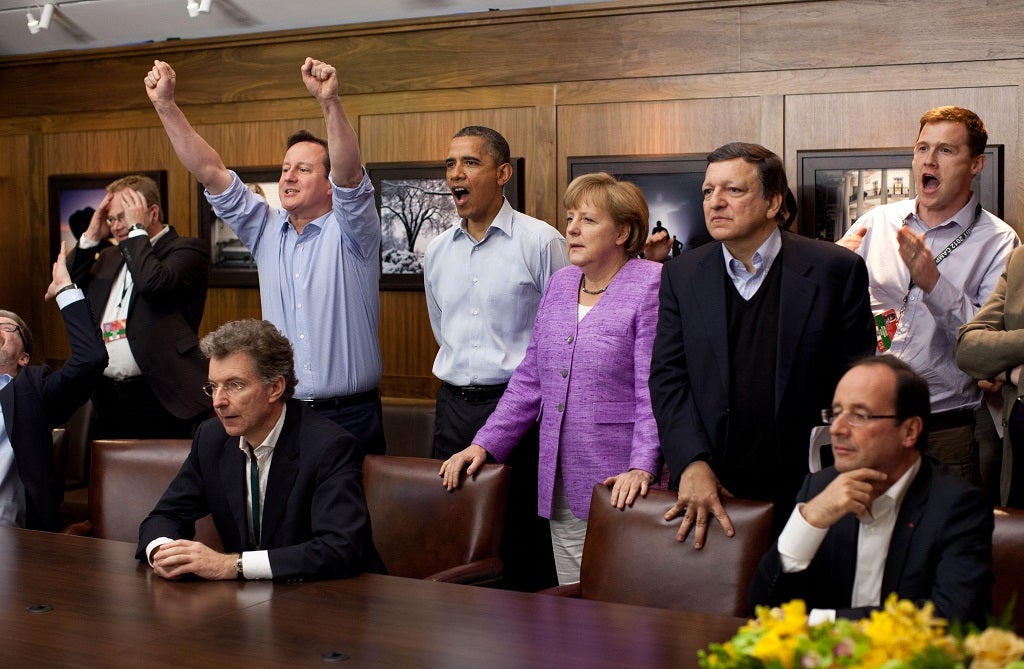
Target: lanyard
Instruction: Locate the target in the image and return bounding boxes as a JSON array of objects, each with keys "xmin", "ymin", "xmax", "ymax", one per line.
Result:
[{"xmin": 897, "ymin": 203, "xmax": 982, "ymax": 318}]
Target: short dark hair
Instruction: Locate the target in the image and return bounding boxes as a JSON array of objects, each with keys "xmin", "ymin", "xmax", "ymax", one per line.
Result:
[
  {"xmin": 0, "ymin": 310, "xmax": 31, "ymax": 358},
  {"xmin": 106, "ymin": 175, "xmax": 164, "ymax": 224},
  {"xmin": 200, "ymin": 319, "xmax": 297, "ymax": 400},
  {"xmin": 850, "ymin": 355, "xmax": 931, "ymax": 447},
  {"xmin": 452, "ymin": 126, "xmax": 511, "ymax": 166},
  {"xmin": 286, "ymin": 129, "xmax": 330, "ymax": 174},
  {"xmin": 563, "ymin": 172, "xmax": 649, "ymax": 257},
  {"xmin": 919, "ymin": 106, "xmax": 988, "ymax": 157},
  {"xmin": 706, "ymin": 142, "xmax": 790, "ymax": 226}
]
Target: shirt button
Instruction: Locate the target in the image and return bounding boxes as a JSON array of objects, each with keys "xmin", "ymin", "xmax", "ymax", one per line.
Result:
[
  {"xmin": 566, "ymin": 336, "xmax": 574, "ymax": 343},
  {"xmin": 561, "ymin": 369, "xmax": 568, "ymax": 378},
  {"xmin": 299, "ymin": 334, "xmax": 305, "ymax": 340},
  {"xmin": 472, "ymin": 309, "xmax": 479, "ymax": 316},
  {"xmin": 472, "ymin": 277, "xmax": 479, "ymax": 284},
  {"xmin": 557, "ymin": 403, "xmax": 564, "ymax": 412}
]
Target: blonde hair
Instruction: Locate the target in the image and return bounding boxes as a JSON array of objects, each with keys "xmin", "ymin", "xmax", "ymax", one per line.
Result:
[{"xmin": 563, "ymin": 172, "xmax": 649, "ymax": 257}]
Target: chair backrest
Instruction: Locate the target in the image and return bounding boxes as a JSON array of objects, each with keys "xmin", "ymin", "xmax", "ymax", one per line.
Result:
[
  {"xmin": 992, "ymin": 507, "xmax": 1024, "ymax": 633},
  {"xmin": 362, "ymin": 454, "xmax": 510, "ymax": 579},
  {"xmin": 579, "ymin": 485, "xmax": 774, "ymax": 616},
  {"xmin": 89, "ymin": 439, "xmax": 222, "ymax": 550}
]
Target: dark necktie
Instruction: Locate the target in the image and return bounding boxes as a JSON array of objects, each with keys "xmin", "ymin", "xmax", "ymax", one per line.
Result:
[{"xmin": 247, "ymin": 444, "xmax": 261, "ymax": 547}]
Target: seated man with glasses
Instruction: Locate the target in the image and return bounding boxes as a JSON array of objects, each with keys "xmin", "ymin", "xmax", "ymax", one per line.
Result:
[
  {"xmin": 137, "ymin": 319, "xmax": 378, "ymax": 581},
  {"xmin": 0, "ymin": 242, "xmax": 107, "ymax": 531},
  {"xmin": 748, "ymin": 355, "xmax": 993, "ymax": 626}
]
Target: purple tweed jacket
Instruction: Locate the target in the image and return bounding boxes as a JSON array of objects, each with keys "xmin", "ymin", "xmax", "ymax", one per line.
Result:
[{"xmin": 473, "ymin": 258, "xmax": 662, "ymax": 519}]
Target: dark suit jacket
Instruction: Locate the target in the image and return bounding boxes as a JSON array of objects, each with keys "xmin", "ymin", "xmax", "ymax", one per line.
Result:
[
  {"xmin": 68, "ymin": 227, "xmax": 210, "ymax": 420},
  {"xmin": 748, "ymin": 458, "xmax": 993, "ymax": 626},
  {"xmin": 0, "ymin": 298, "xmax": 107, "ymax": 531},
  {"xmin": 136, "ymin": 400, "xmax": 376, "ymax": 581},
  {"xmin": 650, "ymin": 231, "xmax": 875, "ymax": 506}
]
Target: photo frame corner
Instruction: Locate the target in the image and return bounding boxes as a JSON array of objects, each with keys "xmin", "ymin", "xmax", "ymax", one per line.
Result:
[
  {"xmin": 47, "ymin": 169, "xmax": 168, "ymax": 261},
  {"xmin": 196, "ymin": 166, "xmax": 279, "ymax": 288}
]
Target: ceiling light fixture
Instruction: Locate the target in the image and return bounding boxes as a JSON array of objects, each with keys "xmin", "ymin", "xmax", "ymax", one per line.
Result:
[
  {"xmin": 26, "ymin": 3, "xmax": 53, "ymax": 34},
  {"xmin": 186, "ymin": 0, "xmax": 212, "ymax": 18}
]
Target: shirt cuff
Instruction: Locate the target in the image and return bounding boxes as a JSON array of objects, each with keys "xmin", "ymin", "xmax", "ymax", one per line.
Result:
[
  {"xmin": 78, "ymin": 234, "xmax": 100, "ymax": 249},
  {"xmin": 777, "ymin": 503, "xmax": 829, "ymax": 573},
  {"xmin": 240, "ymin": 550, "xmax": 272, "ymax": 580},
  {"xmin": 145, "ymin": 537, "xmax": 173, "ymax": 566},
  {"xmin": 55, "ymin": 288, "xmax": 85, "ymax": 310},
  {"xmin": 127, "ymin": 228, "xmax": 148, "ymax": 239},
  {"xmin": 808, "ymin": 608, "xmax": 836, "ymax": 626}
]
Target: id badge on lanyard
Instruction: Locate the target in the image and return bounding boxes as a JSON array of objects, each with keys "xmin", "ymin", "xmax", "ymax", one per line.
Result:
[{"xmin": 872, "ymin": 204, "xmax": 981, "ymax": 352}]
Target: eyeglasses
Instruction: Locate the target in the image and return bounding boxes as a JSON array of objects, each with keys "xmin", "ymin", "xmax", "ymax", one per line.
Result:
[
  {"xmin": 0, "ymin": 323, "xmax": 20, "ymax": 334},
  {"xmin": 106, "ymin": 212, "xmax": 128, "ymax": 225},
  {"xmin": 202, "ymin": 380, "xmax": 248, "ymax": 398},
  {"xmin": 821, "ymin": 407, "xmax": 900, "ymax": 427}
]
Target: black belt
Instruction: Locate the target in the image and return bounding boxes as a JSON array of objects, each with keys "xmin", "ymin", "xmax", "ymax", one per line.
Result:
[
  {"xmin": 301, "ymin": 388, "xmax": 380, "ymax": 411},
  {"xmin": 442, "ymin": 381, "xmax": 508, "ymax": 403},
  {"xmin": 928, "ymin": 408, "xmax": 975, "ymax": 431},
  {"xmin": 100, "ymin": 376, "xmax": 147, "ymax": 389}
]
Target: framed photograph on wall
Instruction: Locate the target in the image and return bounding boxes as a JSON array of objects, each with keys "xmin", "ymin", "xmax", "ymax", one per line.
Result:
[
  {"xmin": 197, "ymin": 167, "xmax": 281, "ymax": 288},
  {"xmin": 48, "ymin": 171, "xmax": 168, "ymax": 261},
  {"xmin": 567, "ymin": 154, "xmax": 712, "ymax": 258},
  {"xmin": 368, "ymin": 158, "xmax": 525, "ymax": 291},
  {"xmin": 797, "ymin": 145, "xmax": 1004, "ymax": 241}
]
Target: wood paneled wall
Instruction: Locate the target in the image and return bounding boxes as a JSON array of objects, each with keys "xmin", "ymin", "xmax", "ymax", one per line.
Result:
[{"xmin": 2, "ymin": 0, "xmax": 1024, "ymax": 396}]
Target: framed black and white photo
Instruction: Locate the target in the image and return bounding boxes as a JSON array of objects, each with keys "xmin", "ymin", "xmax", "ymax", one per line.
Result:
[{"xmin": 368, "ymin": 159, "xmax": 525, "ymax": 290}]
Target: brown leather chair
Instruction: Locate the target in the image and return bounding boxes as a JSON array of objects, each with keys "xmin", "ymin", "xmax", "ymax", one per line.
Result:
[
  {"xmin": 362, "ymin": 454, "xmax": 510, "ymax": 584},
  {"xmin": 992, "ymin": 506, "xmax": 1024, "ymax": 633},
  {"xmin": 543, "ymin": 484, "xmax": 774, "ymax": 616},
  {"xmin": 63, "ymin": 439, "xmax": 222, "ymax": 551}
]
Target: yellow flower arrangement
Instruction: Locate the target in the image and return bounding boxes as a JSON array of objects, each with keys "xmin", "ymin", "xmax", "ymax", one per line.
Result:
[{"xmin": 699, "ymin": 594, "xmax": 1024, "ymax": 669}]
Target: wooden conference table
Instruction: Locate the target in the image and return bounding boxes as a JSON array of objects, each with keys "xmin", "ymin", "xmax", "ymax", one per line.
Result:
[{"xmin": 0, "ymin": 528, "xmax": 745, "ymax": 668}]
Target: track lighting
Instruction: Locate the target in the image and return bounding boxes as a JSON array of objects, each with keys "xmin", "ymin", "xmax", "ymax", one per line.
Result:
[
  {"xmin": 186, "ymin": 0, "xmax": 212, "ymax": 18},
  {"xmin": 26, "ymin": 3, "xmax": 53, "ymax": 34}
]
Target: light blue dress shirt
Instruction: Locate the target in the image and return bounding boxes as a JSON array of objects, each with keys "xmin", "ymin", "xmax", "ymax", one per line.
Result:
[
  {"xmin": 207, "ymin": 171, "xmax": 382, "ymax": 399},
  {"xmin": 842, "ymin": 195, "xmax": 1018, "ymax": 412},
  {"xmin": 424, "ymin": 200, "xmax": 568, "ymax": 386},
  {"xmin": 722, "ymin": 227, "xmax": 782, "ymax": 300}
]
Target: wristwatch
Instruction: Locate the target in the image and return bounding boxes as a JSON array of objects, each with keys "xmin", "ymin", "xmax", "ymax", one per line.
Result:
[
  {"xmin": 55, "ymin": 283, "xmax": 77, "ymax": 296},
  {"xmin": 235, "ymin": 555, "xmax": 244, "ymax": 579},
  {"xmin": 129, "ymin": 223, "xmax": 146, "ymax": 233}
]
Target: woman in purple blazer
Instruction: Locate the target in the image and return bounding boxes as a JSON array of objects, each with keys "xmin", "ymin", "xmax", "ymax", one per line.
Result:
[{"xmin": 440, "ymin": 173, "xmax": 662, "ymax": 584}]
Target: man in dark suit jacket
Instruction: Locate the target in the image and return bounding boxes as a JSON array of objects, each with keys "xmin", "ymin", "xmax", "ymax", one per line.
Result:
[
  {"xmin": 0, "ymin": 243, "xmax": 107, "ymax": 531},
  {"xmin": 67, "ymin": 174, "xmax": 210, "ymax": 438},
  {"xmin": 137, "ymin": 319, "xmax": 376, "ymax": 582},
  {"xmin": 749, "ymin": 355, "xmax": 992, "ymax": 626},
  {"xmin": 650, "ymin": 142, "xmax": 875, "ymax": 548}
]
